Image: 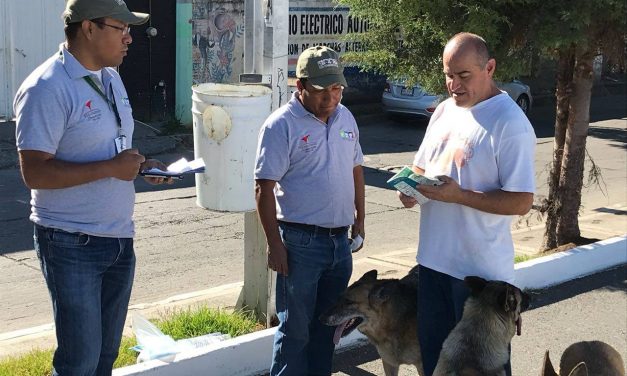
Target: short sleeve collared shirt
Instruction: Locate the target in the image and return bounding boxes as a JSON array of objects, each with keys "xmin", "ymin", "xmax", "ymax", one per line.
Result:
[
  {"xmin": 14, "ymin": 45, "xmax": 136, "ymax": 237},
  {"xmin": 254, "ymin": 92, "xmax": 363, "ymax": 228}
]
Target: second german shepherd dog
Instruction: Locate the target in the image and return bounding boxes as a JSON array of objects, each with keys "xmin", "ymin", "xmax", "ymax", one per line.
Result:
[
  {"xmin": 319, "ymin": 267, "xmax": 423, "ymax": 376},
  {"xmin": 541, "ymin": 340, "xmax": 625, "ymax": 376},
  {"xmin": 433, "ymin": 276, "xmax": 530, "ymax": 376}
]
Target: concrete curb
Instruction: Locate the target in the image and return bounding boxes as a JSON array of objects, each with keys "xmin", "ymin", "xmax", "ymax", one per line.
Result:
[
  {"xmin": 113, "ymin": 235, "xmax": 626, "ymax": 376},
  {"xmin": 514, "ymin": 235, "xmax": 627, "ymax": 290}
]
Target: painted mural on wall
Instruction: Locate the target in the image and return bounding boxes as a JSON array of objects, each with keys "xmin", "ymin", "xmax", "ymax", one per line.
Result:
[{"xmin": 192, "ymin": 1, "xmax": 244, "ymax": 84}]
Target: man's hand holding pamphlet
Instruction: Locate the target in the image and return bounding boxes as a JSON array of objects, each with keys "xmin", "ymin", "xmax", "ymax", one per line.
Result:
[
  {"xmin": 140, "ymin": 157, "xmax": 205, "ymax": 180},
  {"xmin": 386, "ymin": 166, "xmax": 443, "ymax": 205}
]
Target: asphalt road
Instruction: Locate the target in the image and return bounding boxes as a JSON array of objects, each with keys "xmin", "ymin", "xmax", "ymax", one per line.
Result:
[{"xmin": 1, "ymin": 88, "xmax": 625, "ymax": 345}]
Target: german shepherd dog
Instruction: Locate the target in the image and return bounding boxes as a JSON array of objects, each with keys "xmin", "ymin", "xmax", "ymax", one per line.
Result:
[
  {"xmin": 541, "ymin": 340, "xmax": 625, "ymax": 376},
  {"xmin": 319, "ymin": 267, "xmax": 423, "ymax": 376},
  {"xmin": 433, "ymin": 276, "xmax": 530, "ymax": 376}
]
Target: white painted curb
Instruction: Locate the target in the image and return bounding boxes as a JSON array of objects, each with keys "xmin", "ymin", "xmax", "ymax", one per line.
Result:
[
  {"xmin": 113, "ymin": 328, "xmax": 366, "ymax": 376},
  {"xmin": 113, "ymin": 236, "xmax": 626, "ymax": 376},
  {"xmin": 514, "ymin": 235, "xmax": 627, "ymax": 289}
]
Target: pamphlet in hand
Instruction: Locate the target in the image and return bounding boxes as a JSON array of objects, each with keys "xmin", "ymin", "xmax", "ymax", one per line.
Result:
[
  {"xmin": 139, "ymin": 157, "xmax": 205, "ymax": 180},
  {"xmin": 386, "ymin": 166, "xmax": 443, "ymax": 205}
]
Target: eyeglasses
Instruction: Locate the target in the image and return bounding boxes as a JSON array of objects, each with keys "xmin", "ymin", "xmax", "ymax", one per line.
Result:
[
  {"xmin": 305, "ymin": 83, "xmax": 344, "ymax": 96},
  {"xmin": 91, "ymin": 21, "xmax": 131, "ymax": 35}
]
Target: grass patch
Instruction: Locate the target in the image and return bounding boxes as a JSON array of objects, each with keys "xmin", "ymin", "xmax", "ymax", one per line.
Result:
[
  {"xmin": 514, "ymin": 253, "xmax": 533, "ymax": 263},
  {"xmin": 0, "ymin": 306, "xmax": 262, "ymax": 375},
  {"xmin": 155, "ymin": 306, "xmax": 264, "ymax": 340},
  {"xmin": 0, "ymin": 349, "xmax": 53, "ymax": 376}
]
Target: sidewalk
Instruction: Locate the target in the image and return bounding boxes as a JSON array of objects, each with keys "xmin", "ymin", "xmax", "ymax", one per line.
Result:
[{"xmin": 0, "ymin": 119, "xmax": 188, "ymax": 169}]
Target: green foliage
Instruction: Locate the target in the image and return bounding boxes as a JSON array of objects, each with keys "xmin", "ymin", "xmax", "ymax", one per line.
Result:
[
  {"xmin": 113, "ymin": 336, "xmax": 140, "ymax": 368},
  {"xmin": 336, "ymin": 0, "xmax": 626, "ymax": 93},
  {"xmin": 161, "ymin": 114, "xmax": 188, "ymax": 135},
  {"xmin": 154, "ymin": 306, "xmax": 262, "ymax": 339},
  {"xmin": 514, "ymin": 253, "xmax": 532, "ymax": 263},
  {"xmin": 0, "ymin": 349, "xmax": 53, "ymax": 376}
]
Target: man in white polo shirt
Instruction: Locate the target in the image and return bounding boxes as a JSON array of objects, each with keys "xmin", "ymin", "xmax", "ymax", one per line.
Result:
[
  {"xmin": 14, "ymin": 0, "xmax": 170, "ymax": 374},
  {"xmin": 254, "ymin": 46, "xmax": 366, "ymax": 375}
]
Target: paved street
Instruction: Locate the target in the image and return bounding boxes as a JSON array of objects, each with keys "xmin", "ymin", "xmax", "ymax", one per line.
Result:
[{"xmin": 0, "ymin": 87, "xmax": 625, "ymax": 365}]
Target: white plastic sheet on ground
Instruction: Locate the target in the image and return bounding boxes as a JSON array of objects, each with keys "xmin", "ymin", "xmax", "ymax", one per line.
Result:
[{"xmin": 131, "ymin": 313, "xmax": 231, "ymax": 363}]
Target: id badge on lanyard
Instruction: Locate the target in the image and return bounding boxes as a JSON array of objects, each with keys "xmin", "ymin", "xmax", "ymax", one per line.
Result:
[
  {"xmin": 84, "ymin": 76, "xmax": 127, "ymax": 154},
  {"xmin": 114, "ymin": 134, "xmax": 127, "ymax": 154}
]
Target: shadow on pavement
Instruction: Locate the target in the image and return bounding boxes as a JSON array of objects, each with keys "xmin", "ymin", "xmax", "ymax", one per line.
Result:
[
  {"xmin": 527, "ymin": 264, "xmax": 627, "ymax": 310},
  {"xmin": 332, "ymin": 344, "xmax": 381, "ymax": 375},
  {"xmin": 363, "ymin": 166, "xmax": 395, "ymax": 190},
  {"xmin": 588, "ymin": 126, "xmax": 627, "ymax": 149},
  {"xmin": 358, "ymin": 114, "xmax": 428, "ymax": 156}
]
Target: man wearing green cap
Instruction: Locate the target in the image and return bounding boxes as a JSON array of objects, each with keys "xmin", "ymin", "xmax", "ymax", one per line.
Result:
[
  {"xmin": 254, "ymin": 46, "xmax": 366, "ymax": 375},
  {"xmin": 14, "ymin": 0, "xmax": 168, "ymax": 374}
]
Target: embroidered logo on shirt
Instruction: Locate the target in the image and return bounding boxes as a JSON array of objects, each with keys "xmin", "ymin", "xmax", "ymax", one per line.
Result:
[
  {"xmin": 340, "ymin": 130, "xmax": 355, "ymax": 140},
  {"xmin": 299, "ymin": 134, "xmax": 316, "ymax": 152},
  {"xmin": 122, "ymin": 97, "xmax": 131, "ymax": 107},
  {"xmin": 82, "ymin": 98, "xmax": 102, "ymax": 122}
]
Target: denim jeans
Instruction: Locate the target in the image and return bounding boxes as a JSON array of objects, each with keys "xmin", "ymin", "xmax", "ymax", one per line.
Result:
[
  {"xmin": 270, "ymin": 222, "xmax": 353, "ymax": 376},
  {"xmin": 34, "ymin": 225, "xmax": 135, "ymax": 376},
  {"xmin": 416, "ymin": 265, "xmax": 512, "ymax": 376}
]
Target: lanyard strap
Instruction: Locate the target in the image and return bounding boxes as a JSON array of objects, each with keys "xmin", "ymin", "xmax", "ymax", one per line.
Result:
[{"xmin": 83, "ymin": 76, "xmax": 122, "ymax": 131}]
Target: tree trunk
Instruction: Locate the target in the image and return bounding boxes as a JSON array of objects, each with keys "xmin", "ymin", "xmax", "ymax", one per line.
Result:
[
  {"xmin": 541, "ymin": 47, "xmax": 574, "ymax": 249},
  {"xmin": 556, "ymin": 50, "xmax": 594, "ymax": 243},
  {"xmin": 541, "ymin": 47, "xmax": 595, "ymax": 250}
]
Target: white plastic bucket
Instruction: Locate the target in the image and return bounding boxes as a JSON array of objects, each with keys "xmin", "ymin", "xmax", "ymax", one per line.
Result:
[{"xmin": 191, "ymin": 83, "xmax": 272, "ymax": 212}]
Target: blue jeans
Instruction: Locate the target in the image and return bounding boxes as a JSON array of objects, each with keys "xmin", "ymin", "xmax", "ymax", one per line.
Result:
[
  {"xmin": 416, "ymin": 265, "xmax": 511, "ymax": 376},
  {"xmin": 270, "ymin": 222, "xmax": 353, "ymax": 376},
  {"xmin": 34, "ymin": 225, "xmax": 135, "ymax": 376}
]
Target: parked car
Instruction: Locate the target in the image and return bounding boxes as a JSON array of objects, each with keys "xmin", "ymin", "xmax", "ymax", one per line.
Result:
[
  {"xmin": 382, "ymin": 79, "xmax": 532, "ymax": 118},
  {"xmin": 498, "ymin": 80, "xmax": 533, "ymax": 114}
]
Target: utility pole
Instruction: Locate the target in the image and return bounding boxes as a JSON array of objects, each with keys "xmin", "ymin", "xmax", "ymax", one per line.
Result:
[{"xmin": 240, "ymin": 0, "xmax": 288, "ymax": 326}]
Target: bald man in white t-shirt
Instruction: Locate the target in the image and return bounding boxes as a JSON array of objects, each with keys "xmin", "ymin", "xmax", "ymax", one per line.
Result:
[{"xmin": 398, "ymin": 32, "xmax": 536, "ymax": 376}]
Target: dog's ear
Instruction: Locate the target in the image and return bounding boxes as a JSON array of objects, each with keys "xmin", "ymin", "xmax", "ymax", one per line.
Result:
[
  {"xmin": 567, "ymin": 362, "xmax": 588, "ymax": 376},
  {"xmin": 541, "ymin": 350, "xmax": 558, "ymax": 376},
  {"xmin": 498, "ymin": 284, "xmax": 520, "ymax": 312},
  {"xmin": 359, "ymin": 269, "xmax": 378, "ymax": 282},
  {"xmin": 369, "ymin": 283, "xmax": 392, "ymax": 305},
  {"xmin": 399, "ymin": 265, "xmax": 419, "ymax": 287},
  {"xmin": 464, "ymin": 276, "xmax": 487, "ymax": 297}
]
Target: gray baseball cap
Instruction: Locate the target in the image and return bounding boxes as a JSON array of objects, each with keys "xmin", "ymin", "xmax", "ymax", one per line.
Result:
[
  {"xmin": 63, "ymin": 0, "xmax": 149, "ymax": 25},
  {"xmin": 296, "ymin": 46, "xmax": 348, "ymax": 89}
]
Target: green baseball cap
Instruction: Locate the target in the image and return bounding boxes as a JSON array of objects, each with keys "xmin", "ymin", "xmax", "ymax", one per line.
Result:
[
  {"xmin": 296, "ymin": 46, "xmax": 348, "ymax": 89},
  {"xmin": 63, "ymin": 0, "xmax": 149, "ymax": 25}
]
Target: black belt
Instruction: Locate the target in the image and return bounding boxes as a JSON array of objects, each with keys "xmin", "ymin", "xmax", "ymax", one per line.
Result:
[{"xmin": 279, "ymin": 221, "xmax": 348, "ymax": 236}]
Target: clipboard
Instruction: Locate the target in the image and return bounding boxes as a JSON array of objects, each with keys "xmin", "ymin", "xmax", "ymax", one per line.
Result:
[{"xmin": 138, "ymin": 171, "xmax": 184, "ymax": 180}]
